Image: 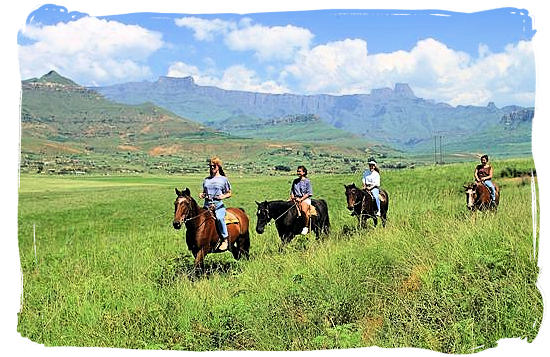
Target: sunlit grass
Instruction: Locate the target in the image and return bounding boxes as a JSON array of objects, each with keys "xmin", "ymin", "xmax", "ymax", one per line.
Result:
[{"xmin": 17, "ymin": 158, "xmax": 541, "ymax": 352}]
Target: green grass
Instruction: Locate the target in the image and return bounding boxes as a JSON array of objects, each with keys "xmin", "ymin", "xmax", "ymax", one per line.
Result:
[{"xmin": 17, "ymin": 158, "xmax": 541, "ymax": 352}]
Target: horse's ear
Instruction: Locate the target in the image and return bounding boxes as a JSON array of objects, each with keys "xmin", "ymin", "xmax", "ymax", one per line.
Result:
[
  {"xmin": 255, "ymin": 201, "xmax": 260, "ymax": 206},
  {"xmin": 183, "ymin": 188, "xmax": 191, "ymax": 196},
  {"xmin": 175, "ymin": 188, "xmax": 181, "ymax": 196}
]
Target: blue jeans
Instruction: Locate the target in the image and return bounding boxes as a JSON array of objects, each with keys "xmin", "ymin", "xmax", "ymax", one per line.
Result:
[
  {"xmin": 371, "ymin": 187, "xmax": 381, "ymax": 212},
  {"xmin": 205, "ymin": 201, "xmax": 228, "ymax": 238},
  {"xmin": 483, "ymin": 180, "xmax": 496, "ymax": 201}
]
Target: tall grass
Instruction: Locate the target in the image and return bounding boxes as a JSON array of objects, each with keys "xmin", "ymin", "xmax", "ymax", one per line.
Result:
[{"xmin": 17, "ymin": 158, "xmax": 541, "ymax": 352}]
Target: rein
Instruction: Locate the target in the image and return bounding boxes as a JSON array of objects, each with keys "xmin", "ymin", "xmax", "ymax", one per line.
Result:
[
  {"xmin": 350, "ymin": 189, "xmax": 374, "ymax": 217},
  {"xmin": 184, "ymin": 209, "xmax": 212, "ymax": 223},
  {"xmin": 267, "ymin": 202, "xmax": 300, "ymax": 225},
  {"xmin": 176, "ymin": 198, "xmax": 213, "ymax": 224}
]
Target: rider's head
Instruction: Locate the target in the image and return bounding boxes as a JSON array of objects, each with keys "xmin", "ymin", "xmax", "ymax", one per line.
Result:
[
  {"xmin": 480, "ymin": 154, "xmax": 489, "ymax": 164},
  {"xmin": 368, "ymin": 159, "xmax": 377, "ymax": 171},
  {"xmin": 208, "ymin": 156, "xmax": 226, "ymax": 176},
  {"xmin": 297, "ymin": 165, "xmax": 308, "ymax": 177}
]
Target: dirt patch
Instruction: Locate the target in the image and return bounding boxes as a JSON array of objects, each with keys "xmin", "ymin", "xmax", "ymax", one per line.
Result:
[
  {"xmin": 149, "ymin": 145, "xmax": 182, "ymax": 156},
  {"xmin": 401, "ymin": 265, "xmax": 429, "ymax": 293},
  {"xmin": 500, "ymin": 176, "xmax": 536, "ymax": 185},
  {"xmin": 140, "ymin": 125, "xmax": 153, "ymax": 134},
  {"xmin": 117, "ymin": 145, "xmax": 140, "ymax": 152},
  {"xmin": 361, "ymin": 316, "xmax": 384, "ymax": 344},
  {"xmin": 43, "ymin": 142, "xmax": 81, "ymax": 154}
]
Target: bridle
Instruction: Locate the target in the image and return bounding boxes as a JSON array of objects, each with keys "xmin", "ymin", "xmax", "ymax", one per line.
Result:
[{"xmin": 175, "ymin": 196, "xmax": 212, "ymax": 225}]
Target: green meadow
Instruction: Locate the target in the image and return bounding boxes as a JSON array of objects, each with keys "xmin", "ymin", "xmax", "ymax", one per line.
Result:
[{"xmin": 17, "ymin": 158, "xmax": 541, "ymax": 352}]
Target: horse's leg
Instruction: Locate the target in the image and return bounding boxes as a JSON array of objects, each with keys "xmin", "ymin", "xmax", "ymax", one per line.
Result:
[
  {"xmin": 232, "ymin": 231, "xmax": 250, "ymax": 260},
  {"xmin": 372, "ymin": 216, "xmax": 378, "ymax": 227},
  {"xmin": 193, "ymin": 248, "xmax": 207, "ymax": 275},
  {"xmin": 310, "ymin": 216, "xmax": 320, "ymax": 239},
  {"xmin": 360, "ymin": 214, "xmax": 367, "ymax": 229},
  {"xmin": 381, "ymin": 210, "xmax": 387, "ymax": 227}
]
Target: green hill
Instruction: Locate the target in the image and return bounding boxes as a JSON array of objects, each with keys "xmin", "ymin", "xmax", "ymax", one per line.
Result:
[{"xmin": 20, "ymin": 72, "xmax": 402, "ymax": 175}]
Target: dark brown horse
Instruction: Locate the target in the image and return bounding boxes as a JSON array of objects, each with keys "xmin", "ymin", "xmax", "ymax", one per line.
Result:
[
  {"xmin": 173, "ymin": 188, "xmax": 250, "ymax": 272},
  {"xmin": 344, "ymin": 183, "xmax": 388, "ymax": 227},
  {"xmin": 464, "ymin": 182, "xmax": 500, "ymax": 211}
]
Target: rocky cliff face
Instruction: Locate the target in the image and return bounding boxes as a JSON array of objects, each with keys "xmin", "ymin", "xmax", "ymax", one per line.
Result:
[
  {"xmin": 94, "ymin": 76, "xmax": 532, "ymax": 149},
  {"xmin": 500, "ymin": 109, "xmax": 534, "ymax": 129}
]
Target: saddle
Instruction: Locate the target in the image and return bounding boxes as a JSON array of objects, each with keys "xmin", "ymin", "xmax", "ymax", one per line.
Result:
[
  {"xmin": 294, "ymin": 202, "xmax": 317, "ymax": 216},
  {"xmin": 363, "ymin": 188, "xmax": 385, "ymax": 203},
  {"xmin": 309, "ymin": 205, "xmax": 318, "ymax": 216},
  {"xmin": 224, "ymin": 211, "xmax": 240, "ymax": 224}
]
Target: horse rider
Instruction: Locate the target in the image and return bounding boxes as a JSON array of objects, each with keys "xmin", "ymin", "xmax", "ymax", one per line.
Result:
[
  {"xmin": 362, "ymin": 159, "xmax": 381, "ymax": 216},
  {"xmin": 290, "ymin": 165, "xmax": 313, "ymax": 235},
  {"xmin": 474, "ymin": 154, "xmax": 496, "ymax": 204},
  {"xmin": 199, "ymin": 157, "xmax": 232, "ymax": 250}
]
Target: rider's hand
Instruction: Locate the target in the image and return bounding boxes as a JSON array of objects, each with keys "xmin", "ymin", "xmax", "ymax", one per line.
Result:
[{"xmin": 199, "ymin": 192, "xmax": 205, "ymax": 199}]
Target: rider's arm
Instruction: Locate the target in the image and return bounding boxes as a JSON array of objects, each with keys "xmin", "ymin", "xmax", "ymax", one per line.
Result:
[
  {"xmin": 199, "ymin": 181, "xmax": 207, "ymax": 199},
  {"xmin": 218, "ymin": 190, "xmax": 232, "ymax": 200},
  {"xmin": 485, "ymin": 166, "xmax": 494, "ymax": 180},
  {"xmin": 302, "ymin": 180, "xmax": 313, "ymax": 200},
  {"xmin": 474, "ymin": 168, "xmax": 480, "ymax": 182}
]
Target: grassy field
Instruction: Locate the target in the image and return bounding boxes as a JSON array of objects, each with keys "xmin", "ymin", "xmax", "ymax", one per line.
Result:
[{"xmin": 17, "ymin": 158, "xmax": 541, "ymax": 352}]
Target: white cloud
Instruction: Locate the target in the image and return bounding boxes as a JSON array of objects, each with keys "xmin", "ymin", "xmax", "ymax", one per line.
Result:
[
  {"xmin": 224, "ymin": 24, "xmax": 313, "ymax": 61},
  {"xmin": 167, "ymin": 62, "xmax": 288, "ymax": 94},
  {"xmin": 18, "ymin": 16, "xmax": 163, "ymax": 85},
  {"xmin": 175, "ymin": 16, "xmax": 313, "ymax": 62},
  {"xmin": 174, "ymin": 17, "xmax": 236, "ymax": 41},
  {"xmin": 166, "ymin": 62, "xmax": 203, "ymax": 78},
  {"xmin": 283, "ymin": 38, "xmax": 535, "ymax": 106}
]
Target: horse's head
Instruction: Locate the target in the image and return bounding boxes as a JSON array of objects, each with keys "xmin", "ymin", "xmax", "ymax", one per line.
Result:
[
  {"xmin": 344, "ymin": 183, "xmax": 361, "ymax": 211},
  {"xmin": 255, "ymin": 200, "xmax": 271, "ymax": 234},
  {"xmin": 173, "ymin": 187, "xmax": 192, "ymax": 229},
  {"xmin": 463, "ymin": 183, "xmax": 478, "ymax": 211}
]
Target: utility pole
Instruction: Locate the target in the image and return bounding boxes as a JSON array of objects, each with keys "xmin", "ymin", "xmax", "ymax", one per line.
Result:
[
  {"xmin": 433, "ymin": 133, "xmax": 444, "ymax": 164},
  {"xmin": 434, "ymin": 135, "xmax": 437, "ymax": 165},
  {"xmin": 439, "ymin": 135, "xmax": 443, "ymax": 164}
]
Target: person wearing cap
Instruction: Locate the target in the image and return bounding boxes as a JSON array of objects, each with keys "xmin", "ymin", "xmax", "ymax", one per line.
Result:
[
  {"xmin": 362, "ymin": 159, "xmax": 381, "ymax": 216},
  {"xmin": 290, "ymin": 165, "xmax": 313, "ymax": 235},
  {"xmin": 199, "ymin": 157, "xmax": 232, "ymax": 250}
]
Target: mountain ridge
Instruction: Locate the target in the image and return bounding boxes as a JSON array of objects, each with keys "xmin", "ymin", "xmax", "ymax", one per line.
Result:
[{"xmin": 94, "ymin": 75, "xmax": 532, "ymax": 154}]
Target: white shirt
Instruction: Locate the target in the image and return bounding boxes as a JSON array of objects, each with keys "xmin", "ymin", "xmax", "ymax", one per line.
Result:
[{"xmin": 362, "ymin": 169, "xmax": 380, "ymax": 187}]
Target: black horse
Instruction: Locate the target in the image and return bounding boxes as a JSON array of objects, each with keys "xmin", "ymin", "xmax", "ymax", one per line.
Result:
[
  {"xmin": 255, "ymin": 199, "xmax": 330, "ymax": 243},
  {"xmin": 344, "ymin": 183, "xmax": 389, "ymax": 228}
]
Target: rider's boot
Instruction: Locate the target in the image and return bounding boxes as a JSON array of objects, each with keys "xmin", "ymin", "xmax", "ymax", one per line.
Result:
[{"xmin": 215, "ymin": 235, "xmax": 229, "ymax": 251}]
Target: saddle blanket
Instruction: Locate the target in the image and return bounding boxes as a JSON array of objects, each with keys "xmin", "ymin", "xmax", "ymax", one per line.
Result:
[
  {"xmin": 309, "ymin": 205, "xmax": 317, "ymax": 216},
  {"xmin": 224, "ymin": 211, "xmax": 240, "ymax": 224}
]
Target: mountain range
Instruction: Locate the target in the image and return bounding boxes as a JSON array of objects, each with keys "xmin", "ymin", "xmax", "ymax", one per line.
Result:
[
  {"xmin": 20, "ymin": 71, "xmax": 396, "ymax": 174},
  {"xmin": 95, "ymin": 76, "xmax": 533, "ymax": 155}
]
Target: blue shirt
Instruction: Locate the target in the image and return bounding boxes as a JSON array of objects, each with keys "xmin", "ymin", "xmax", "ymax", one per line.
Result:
[
  {"xmin": 203, "ymin": 175, "xmax": 231, "ymax": 204},
  {"xmin": 291, "ymin": 178, "xmax": 313, "ymax": 198}
]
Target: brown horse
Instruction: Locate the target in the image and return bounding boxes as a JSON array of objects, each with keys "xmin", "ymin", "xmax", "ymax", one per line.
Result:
[
  {"xmin": 173, "ymin": 188, "xmax": 250, "ymax": 272},
  {"xmin": 463, "ymin": 182, "xmax": 500, "ymax": 211},
  {"xmin": 344, "ymin": 183, "xmax": 388, "ymax": 228}
]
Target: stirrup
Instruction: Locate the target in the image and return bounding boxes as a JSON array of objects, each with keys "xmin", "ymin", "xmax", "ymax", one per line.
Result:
[{"xmin": 215, "ymin": 237, "xmax": 229, "ymax": 251}]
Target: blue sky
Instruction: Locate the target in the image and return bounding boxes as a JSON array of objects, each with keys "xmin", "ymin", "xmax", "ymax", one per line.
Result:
[{"xmin": 17, "ymin": 4, "xmax": 536, "ymax": 107}]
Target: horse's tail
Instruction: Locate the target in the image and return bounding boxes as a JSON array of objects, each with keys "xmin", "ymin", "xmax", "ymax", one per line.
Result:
[{"xmin": 315, "ymin": 199, "xmax": 330, "ymax": 233}]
